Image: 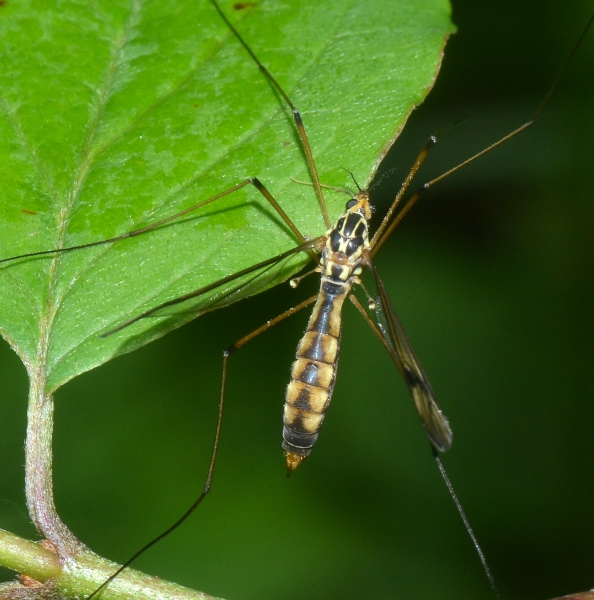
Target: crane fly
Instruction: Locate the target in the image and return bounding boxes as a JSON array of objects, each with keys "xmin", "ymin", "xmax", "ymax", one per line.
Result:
[{"xmin": 0, "ymin": 1, "xmax": 592, "ymax": 598}]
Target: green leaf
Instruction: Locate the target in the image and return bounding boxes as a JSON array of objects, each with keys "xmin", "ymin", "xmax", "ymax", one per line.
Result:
[{"xmin": 0, "ymin": 0, "xmax": 454, "ymax": 392}]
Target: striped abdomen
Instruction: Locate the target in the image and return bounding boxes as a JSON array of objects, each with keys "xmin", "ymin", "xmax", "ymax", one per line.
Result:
[
  {"xmin": 282, "ymin": 192, "xmax": 372, "ymax": 473},
  {"xmin": 282, "ymin": 277, "xmax": 350, "ymax": 472}
]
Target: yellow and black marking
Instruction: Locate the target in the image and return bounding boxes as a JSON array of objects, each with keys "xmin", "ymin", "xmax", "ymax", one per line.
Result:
[
  {"xmin": 0, "ymin": 0, "xmax": 583, "ymax": 594},
  {"xmin": 283, "ymin": 192, "xmax": 372, "ymax": 472}
]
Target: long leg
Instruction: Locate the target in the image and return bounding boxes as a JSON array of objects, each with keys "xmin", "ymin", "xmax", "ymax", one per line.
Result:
[
  {"xmin": 370, "ymin": 133, "xmax": 439, "ymax": 248},
  {"xmin": 0, "ymin": 177, "xmax": 306, "ymax": 265},
  {"xmin": 371, "ymin": 12, "xmax": 594, "ymax": 256},
  {"xmin": 348, "ymin": 294, "xmax": 497, "ymax": 595},
  {"xmin": 209, "ymin": 0, "xmax": 331, "ymax": 229},
  {"xmin": 429, "ymin": 11, "xmax": 594, "ymax": 190},
  {"xmin": 102, "ymin": 235, "xmax": 323, "ymax": 336},
  {"xmin": 225, "ymin": 294, "xmax": 317, "ymax": 356},
  {"xmin": 88, "ymin": 293, "xmax": 318, "ymax": 599}
]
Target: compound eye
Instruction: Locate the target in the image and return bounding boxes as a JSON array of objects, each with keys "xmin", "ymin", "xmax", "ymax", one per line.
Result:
[{"xmin": 345, "ymin": 198, "xmax": 358, "ymax": 210}]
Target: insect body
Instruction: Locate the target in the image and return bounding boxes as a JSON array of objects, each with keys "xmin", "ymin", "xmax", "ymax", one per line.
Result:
[
  {"xmin": 284, "ymin": 193, "xmax": 376, "ymax": 470},
  {"xmin": 0, "ymin": 1, "xmax": 592, "ymax": 598},
  {"xmin": 283, "ymin": 190, "xmax": 453, "ymax": 471}
]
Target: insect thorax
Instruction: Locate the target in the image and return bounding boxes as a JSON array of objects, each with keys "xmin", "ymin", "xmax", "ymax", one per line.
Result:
[{"xmin": 321, "ymin": 196, "xmax": 372, "ymax": 283}]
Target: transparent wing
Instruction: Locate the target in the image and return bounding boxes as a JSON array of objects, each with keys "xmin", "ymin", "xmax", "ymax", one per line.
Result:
[{"xmin": 368, "ymin": 260, "xmax": 452, "ymax": 452}]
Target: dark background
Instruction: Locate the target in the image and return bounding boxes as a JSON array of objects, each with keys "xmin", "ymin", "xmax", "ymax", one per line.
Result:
[{"xmin": 1, "ymin": 0, "xmax": 593, "ymax": 599}]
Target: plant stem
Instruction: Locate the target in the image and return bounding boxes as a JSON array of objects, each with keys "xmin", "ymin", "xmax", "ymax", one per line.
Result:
[
  {"xmin": 25, "ymin": 375, "xmax": 84, "ymax": 556},
  {"xmin": 0, "ymin": 528, "xmax": 224, "ymax": 600},
  {"xmin": 0, "ymin": 529, "xmax": 59, "ymax": 581}
]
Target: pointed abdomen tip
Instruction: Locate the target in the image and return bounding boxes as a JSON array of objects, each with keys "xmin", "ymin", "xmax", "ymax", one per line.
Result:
[{"xmin": 285, "ymin": 451, "xmax": 306, "ymax": 476}]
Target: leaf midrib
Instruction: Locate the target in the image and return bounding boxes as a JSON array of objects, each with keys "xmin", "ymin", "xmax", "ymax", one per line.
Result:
[
  {"xmin": 46, "ymin": 0, "xmax": 362, "ymax": 373},
  {"xmin": 39, "ymin": 1, "xmax": 144, "ymax": 387}
]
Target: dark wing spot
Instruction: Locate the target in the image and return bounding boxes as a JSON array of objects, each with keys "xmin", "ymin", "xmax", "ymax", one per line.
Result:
[{"xmin": 403, "ymin": 367, "xmax": 422, "ymax": 388}]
